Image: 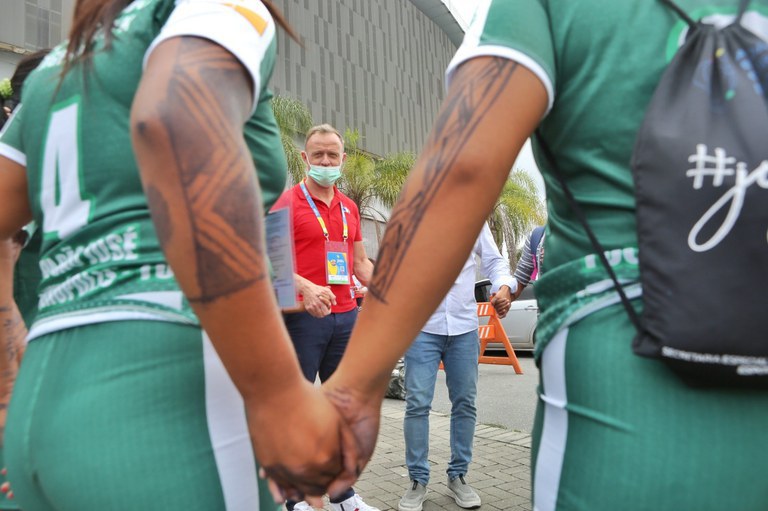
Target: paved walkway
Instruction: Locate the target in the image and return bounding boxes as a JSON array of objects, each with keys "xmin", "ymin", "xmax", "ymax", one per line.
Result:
[{"xmin": 290, "ymin": 398, "xmax": 533, "ymax": 511}]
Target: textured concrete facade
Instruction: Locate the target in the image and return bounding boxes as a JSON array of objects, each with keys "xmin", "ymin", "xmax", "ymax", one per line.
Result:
[
  {"xmin": 270, "ymin": 0, "xmax": 459, "ymax": 156},
  {"xmin": 1, "ymin": 0, "xmax": 460, "ymax": 156},
  {"xmin": 0, "ymin": 0, "xmax": 76, "ymax": 78}
]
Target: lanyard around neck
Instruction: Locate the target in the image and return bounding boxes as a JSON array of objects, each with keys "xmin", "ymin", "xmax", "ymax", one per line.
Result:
[{"xmin": 300, "ymin": 180, "xmax": 348, "ymax": 241}]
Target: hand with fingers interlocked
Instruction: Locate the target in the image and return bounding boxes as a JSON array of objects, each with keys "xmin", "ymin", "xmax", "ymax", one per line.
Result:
[{"xmin": 250, "ymin": 381, "xmax": 360, "ymax": 505}]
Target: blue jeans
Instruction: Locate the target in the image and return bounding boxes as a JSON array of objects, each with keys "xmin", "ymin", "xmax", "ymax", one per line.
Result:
[
  {"xmin": 282, "ymin": 308, "xmax": 358, "ymax": 382},
  {"xmin": 403, "ymin": 330, "xmax": 480, "ymax": 485}
]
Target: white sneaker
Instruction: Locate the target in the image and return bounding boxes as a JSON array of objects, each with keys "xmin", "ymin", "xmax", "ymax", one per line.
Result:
[
  {"xmin": 330, "ymin": 493, "xmax": 381, "ymax": 511},
  {"xmin": 291, "ymin": 502, "xmax": 315, "ymax": 511},
  {"xmin": 398, "ymin": 480, "xmax": 427, "ymax": 511},
  {"xmin": 448, "ymin": 475, "xmax": 481, "ymax": 509}
]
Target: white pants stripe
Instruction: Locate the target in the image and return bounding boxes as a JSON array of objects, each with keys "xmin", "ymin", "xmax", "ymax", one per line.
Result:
[
  {"xmin": 203, "ymin": 333, "xmax": 261, "ymax": 510},
  {"xmin": 533, "ymin": 328, "xmax": 569, "ymax": 511}
]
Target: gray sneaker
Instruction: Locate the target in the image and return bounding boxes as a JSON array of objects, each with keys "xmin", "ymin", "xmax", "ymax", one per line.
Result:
[
  {"xmin": 448, "ymin": 475, "xmax": 481, "ymax": 509},
  {"xmin": 398, "ymin": 480, "xmax": 427, "ymax": 511}
]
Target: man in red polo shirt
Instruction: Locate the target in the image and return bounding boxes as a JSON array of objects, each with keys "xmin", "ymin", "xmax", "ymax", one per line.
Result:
[{"xmin": 271, "ymin": 124, "xmax": 376, "ymax": 511}]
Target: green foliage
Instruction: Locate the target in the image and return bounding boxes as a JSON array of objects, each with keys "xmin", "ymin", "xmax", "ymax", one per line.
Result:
[
  {"xmin": 373, "ymin": 152, "xmax": 416, "ymax": 209},
  {"xmin": 487, "ymin": 169, "xmax": 547, "ymax": 267},
  {"xmin": 338, "ymin": 128, "xmax": 414, "ymax": 229},
  {"xmin": 0, "ymin": 78, "xmax": 12, "ymax": 100},
  {"xmin": 272, "ymin": 95, "xmax": 313, "ymax": 137},
  {"xmin": 271, "ymin": 95, "xmax": 313, "ymax": 184}
]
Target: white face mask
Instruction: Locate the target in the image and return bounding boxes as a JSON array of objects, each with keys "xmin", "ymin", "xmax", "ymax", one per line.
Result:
[{"xmin": 307, "ymin": 164, "xmax": 342, "ymax": 187}]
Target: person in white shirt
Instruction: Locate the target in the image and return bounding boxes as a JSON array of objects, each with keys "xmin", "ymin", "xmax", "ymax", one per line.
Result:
[{"xmin": 398, "ymin": 222, "xmax": 514, "ymax": 511}]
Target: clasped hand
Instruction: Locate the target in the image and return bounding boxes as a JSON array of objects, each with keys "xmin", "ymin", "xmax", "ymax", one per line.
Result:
[
  {"xmin": 303, "ymin": 283, "xmax": 337, "ymax": 318},
  {"xmin": 250, "ymin": 379, "xmax": 379, "ymax": 505}
]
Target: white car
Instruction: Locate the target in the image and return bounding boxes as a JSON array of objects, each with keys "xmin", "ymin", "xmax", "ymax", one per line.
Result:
[{"xmin": 475, "ymin": 279, "xmax": 538, "ymax": 351}]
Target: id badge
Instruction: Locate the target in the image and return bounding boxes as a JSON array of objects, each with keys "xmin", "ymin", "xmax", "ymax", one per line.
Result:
[{"xmin": 325, "ymin": 241, "xmax": 351, "ymax": 285}]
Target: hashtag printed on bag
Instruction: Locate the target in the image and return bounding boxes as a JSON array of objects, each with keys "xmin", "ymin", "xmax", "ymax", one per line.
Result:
[{"xmin": 628, "ymin": 0, "xmax": 768, "ymax": 386}]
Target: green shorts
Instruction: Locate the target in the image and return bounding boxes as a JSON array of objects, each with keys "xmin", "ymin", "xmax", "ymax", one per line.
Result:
[
  {"xmin": 5, "ymin": 320, "xmax": 279, "ymax": 511},
  {"xmin": 532, "ymin": 299, "xmax": 768, "ymax": 510}
]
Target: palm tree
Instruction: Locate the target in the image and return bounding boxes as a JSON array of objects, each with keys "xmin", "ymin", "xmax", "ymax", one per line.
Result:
[
  {"xmin": 337, "ymin": 129, "xmax": 415, "ymax": 244},
  {"xmin": 271, "ymin": 95, "xmax": 313, "ymax": 184},
  {"xmin": 488, "ymin": 169, "xmax": 547, "ymax": 267},
  {"xmin": 372, "ymin": 151, "xmax": 417, "ymax": 209}
]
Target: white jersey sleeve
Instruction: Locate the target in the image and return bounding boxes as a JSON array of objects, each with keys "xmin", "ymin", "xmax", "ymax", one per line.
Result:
[
  {"xmin": 445, "ymin": 0, "xmax": 555, "ymax": 115},
  {"xmin": 145, "ymin": 0, "xmax": 276, "ymax": 113}
]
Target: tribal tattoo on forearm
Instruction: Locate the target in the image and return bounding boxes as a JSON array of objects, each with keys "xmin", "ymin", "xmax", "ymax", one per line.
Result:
[
  {"xmin": 0, "ymin": 304, "xmax": 24, "ymax": 446},
  {"xmin": 0, "ymin": 306, "xmax": 24, "ymax": 368},
  {"xmin": 368, "ymin": 59, "xmax": 520, "ymax": 303},
  {"xmin": 141, "ymin": 39, "xmax": 266, "ymax": 303}
]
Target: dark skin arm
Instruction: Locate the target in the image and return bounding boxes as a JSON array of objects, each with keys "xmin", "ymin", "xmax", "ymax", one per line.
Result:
[
  {"xmin": 0, "ymin": 157, "xmax": 32, "ymax": 457},
  {"xmin": 0, "ymin": 239, "xmax": 26, "ymax": 448},
  {"xmin": 323, "ymin": 56, "xmax": 548, "ymax": 489},
  {"xmin": 130, "ymin": 36, "xmax": 355, "ymax": 503}
]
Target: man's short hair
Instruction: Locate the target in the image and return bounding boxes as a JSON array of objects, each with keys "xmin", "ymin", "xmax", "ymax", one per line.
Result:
[{"xmin": 305, "ymin": 123, "xmax": 344, "ymax": 148}]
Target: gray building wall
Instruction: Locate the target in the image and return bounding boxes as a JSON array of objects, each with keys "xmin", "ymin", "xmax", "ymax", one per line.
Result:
[
  {"xmin": 1, "ymin": 0, "xmax": 458, "ymax": 156},
  {"xmin": 0, "ymin": 0, "xmax": 461, "ymax": 257},
  {"xmin": 270, "ymin": 0, "xmax": 458, "ymax": 156},
  {"xmin": 0, "ymin": 0, "xmax": 75, "ymax": 78}
]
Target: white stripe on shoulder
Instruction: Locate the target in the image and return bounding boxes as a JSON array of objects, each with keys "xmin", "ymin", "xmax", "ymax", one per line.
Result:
[
  {"xmin": 144, "ymin": 0, "xmax": 276, "ymax": 115},
  {"xmin": 445, "ymin": 0, "xmax": 554, "ymax": 116},
  {"xmin": 446, "ymin": 46, "xmax": 555, "ymax": 117},
  {"xmin": 0, "ymin": 142, "xmax": 27, "ymax": 167}
]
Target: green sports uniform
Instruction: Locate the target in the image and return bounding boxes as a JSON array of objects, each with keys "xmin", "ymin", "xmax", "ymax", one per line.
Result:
[
  {"xmin": 0, "ymin": 0, "xmax": 287, "ymax": 509},
  {"xmin": 13, "ymin": 225, "xmax": 42, "ymax": 328},
  {"xmin": 0, "ymin": 224, "xmax": 37, "ymax": 511},
  {"xmin": 449, "ymin": 1, "xmax": 768, "ymax": 510}
]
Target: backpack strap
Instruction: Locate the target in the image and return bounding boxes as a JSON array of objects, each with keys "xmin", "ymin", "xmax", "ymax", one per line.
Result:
[
  {"xmin": 659, "ymin": 0, "xmax": 697, "ymax": 28},
  {"xmin": 660, "ymin": 0, "xmax": 751, "ymax": 27},
  {"xmin": 529, "ymin": 226, "xmax": 545, "ymax": 279},
  {"xmin": 736, "ymin": 0, "xmax": 751, "ymax": 24},
  {"xmin": 535, "ymin": 131, "xmax": 644, "ymax": 333},
  {"xmin": 529, "ymin": 227, "xmax": 545, "ymax": 257}
]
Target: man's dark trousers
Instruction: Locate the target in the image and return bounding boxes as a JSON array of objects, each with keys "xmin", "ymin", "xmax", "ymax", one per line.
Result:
[{"xmin": 283, "ymin": 308, "xmax": 358, "ymax": 382}]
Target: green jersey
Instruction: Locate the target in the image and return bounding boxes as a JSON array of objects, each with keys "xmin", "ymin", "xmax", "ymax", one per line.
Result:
[
  {"xmin": 13, "ymin": 226, "xmax": 42, "ymax": 326},
  {"xmin": 448, "ymin": 0, "xmax": 768, "ymax": 270},
  {"xmin": 0, "ymin": 0, "xmax": 287, "ymax": 339}
]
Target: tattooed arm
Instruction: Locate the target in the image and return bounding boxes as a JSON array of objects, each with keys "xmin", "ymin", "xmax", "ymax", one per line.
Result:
[
  {"xmin": 130, "ymin": 37, "xmax": 354, "ymax": 502},
  {"xmin": 323, "ymin": 57, "xmax": 548, "ymax": 483},
  {"xmin": 0, "ymin": 154, "xmax": 34, "ymax": 447},
  {"xmin": 0, "ymin": 240, "xmax": 26, "ymax": 446}
]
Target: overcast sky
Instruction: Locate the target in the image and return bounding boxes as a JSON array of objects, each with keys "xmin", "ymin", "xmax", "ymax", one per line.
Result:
[{"xmin": 441, "ymin": 1, "xmax": 546, "ymax": 198}]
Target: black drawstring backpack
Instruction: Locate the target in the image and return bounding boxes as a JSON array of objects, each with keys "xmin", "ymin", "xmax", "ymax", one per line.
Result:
[{"xmin": 541, "ymin": 0, "xmax": 768, "ymax": 387}]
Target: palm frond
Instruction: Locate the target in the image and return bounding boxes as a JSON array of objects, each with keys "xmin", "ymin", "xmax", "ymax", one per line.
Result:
[
  {"xmin": 487, "ymin": 169, "xmax": 547, "ymax": 266},
  {"xmin": 272, "ymin": 95, "xmax": 314, "ymax": 185},
  {"xmin": 272, "ymin": 96, "xmax": 313, "ymax": 137},
  {"xmin": 373, "ymin": 152, "xmax": 415, "ymax": 208},
  {"xmin": 281, "ymin": 132, "xmax": 306, "ymax": 185}
]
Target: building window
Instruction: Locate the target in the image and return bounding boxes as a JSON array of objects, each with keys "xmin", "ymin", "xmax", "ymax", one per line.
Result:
[{"xmin": 24, "ymin": 0, "xmax": 65, "ymax": 49}]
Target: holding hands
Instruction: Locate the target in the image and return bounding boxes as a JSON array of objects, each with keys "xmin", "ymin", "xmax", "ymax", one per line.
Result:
[
  {"xmin": 490, "ymin": 284, "xmax": 513, "ymax": 319},
  {"xmin": 253, "ymin": 362, "xmax": 387, "ymax": 505},
  {"xmin": 250, "ymin": 380, "xmax": 360, "ymax": 504},
  {"xmin": 297, "ymin": 275, "xmax": 337, "ymax": 318}
]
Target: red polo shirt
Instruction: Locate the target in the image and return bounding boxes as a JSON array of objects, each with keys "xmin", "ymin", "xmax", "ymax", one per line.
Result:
[{"xmin": 272, "ymin": 182, "xmax": 362, "ymax": 313}]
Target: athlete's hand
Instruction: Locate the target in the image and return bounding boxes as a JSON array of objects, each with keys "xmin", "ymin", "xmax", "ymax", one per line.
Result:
[
  {"xmin": 320, "ymin": 377, "xmax": 383, "ymax": 499},
  {"xmin": 248, "ymin": 380, "xmax": 358, "ymax": 503},
  {"xmin": 302, "ymin": 282, "xmax": 336, "ymax": 318}
]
